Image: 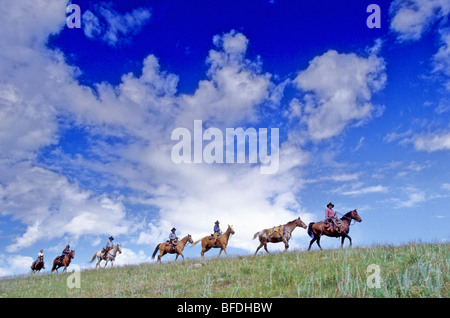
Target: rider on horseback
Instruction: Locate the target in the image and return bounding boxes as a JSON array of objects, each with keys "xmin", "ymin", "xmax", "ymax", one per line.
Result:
[
  {"xmin": 59, "ymin": 245, "xmax": 71, "ymax": 264},
  {"xmin": 213, "ymin": 221, "xmax": 221, "ymax": 245},
  {"xmin": 324, "ymin": 202, "xmax": 341, "ymax": 233},
  {"xmin": 169, "ymin": 228, "xmax": 178, "ymax": 252},
  {"xmin": 102, "ymin": 236, "xmax": 114, "ymax": 258},
  {"xmin": 32, "ymin": 249, "xmax": 45, "ymax": 269}
]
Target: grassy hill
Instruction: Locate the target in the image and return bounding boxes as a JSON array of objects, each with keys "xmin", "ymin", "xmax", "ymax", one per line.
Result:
[{"xmin": 1, "ymin": 242, "xmax": 448, "ymax": 298}]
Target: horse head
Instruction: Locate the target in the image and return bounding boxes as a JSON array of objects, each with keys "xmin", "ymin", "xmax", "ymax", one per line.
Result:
[
  {"xmin": 350, "ymin": 209, "xmax": 362, "ymax": 222},
  {"xmin": 186, "ymin": 234, "xmax": 194, "ymax": 244},
  {"xmin": 227, "ymin": 224, "xmax": 235, "ymax": 235},
  {"xmin": 116, "ymin": 244, "xmax": 122, "ymax": 254},
  {"xmin": 70, "ymin": 250, "xmax": 75, "ymax": 259},
  {"xmin": 295, "ymin": 217, "xmax": 307, "ymax": 229}
]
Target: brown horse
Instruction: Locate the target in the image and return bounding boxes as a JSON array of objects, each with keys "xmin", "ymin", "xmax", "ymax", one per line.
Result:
[
  {"xmin": 152, "ymin": 235, "xmax": 194, "ymax": 262},
  {"xmin": 51, "ymin": 250, "xmax": 75, "ymax": 273},
  {"xmin": 191, "ymin": 225, "xmax": 235, "ymax": 258},
  {"xmin": 307, "ymin": 210, "xmax": 362, "ymax": 251},
  {"xmin": 253, "ymin": 217, "xmax": 307, "ymax": 255},
  {"xmin": 31, "ymin": 258, "xmax": 44, "ymax": 273}
]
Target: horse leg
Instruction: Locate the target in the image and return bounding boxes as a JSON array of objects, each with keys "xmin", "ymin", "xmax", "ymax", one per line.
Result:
[
  {"xmin": 341, "ymin": 233, "xmax": 352, "ymax": 248},
  {"xmin": 263, "ymin": 242, "xmax": 270, "ymax": 254},
  {"xmin": 283, "ymin": 238, "xmax": 289, "ymax": 252},
  {"xmin": 307, "ymin": 237, "xmax": 316, "ymax": 251},
  {"xmin": 218, "ymin": 247, "xmax": 228, "ymax": 258},
  {"xmin": 201, "ymin": 244, "xmax": 210, "ymax": 258},
  {"xmin": 177, "ymin": 252, "xmax": 185, "ymax": 261},
  {"xmin": 316, "ymin": 236, "xmax": 323, "ymax": 250},
  {"xmin": 254, "ymin": 241, "xmax": 264, "ymax": 255}
]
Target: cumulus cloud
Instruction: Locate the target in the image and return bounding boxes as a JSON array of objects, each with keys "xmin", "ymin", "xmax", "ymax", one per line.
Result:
[
  {"xmin": 83, "ymin": 3, "xmax": 151, "ymax": 46},
  {"xmin": 0, "ymin": 2, "xmax": 309, "ymax": 259},
  {"xmin": 0, "ymin": 0, "xmax": 391, "ymax": 267},
  {"xmin": 293, "ymin": 49, "xmax": 386, "ymax": 141},
  {"xmin": 390, "ymin": 0, "xmax": 450, "ymax": 89},
  {"xmin": 1, "ymin": 163, "xmax": 129, "ymax": 252},
  {"xmin": 413, "ymin": 131, "xmax": 450, "ymax": 152},
  {"xmin": 179, "ymin": 30, "xmax": 271, "ymax": 128},
  {"xmin": 389, "ymin": 0, "xmax": 450, "ymax": 42}
]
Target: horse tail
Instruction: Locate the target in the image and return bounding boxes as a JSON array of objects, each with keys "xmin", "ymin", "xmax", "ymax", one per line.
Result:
[
  {"xmin": 191, "ymin": 238, "xmax": 202, "ymax": 247},
  {"xmin": 252, "ymin": 231, "xmax": 260, "ymax": 240},
  {"xmin": 307, "ymin": 222, "xmax": 315, "ymax": 239},
  {"xmin": 88, "ymin": 252, "xmax": 98, "ymax": 263},
  {"xmin": 151, "ymin": 244, "xmax": 161, "ymax": 259}
]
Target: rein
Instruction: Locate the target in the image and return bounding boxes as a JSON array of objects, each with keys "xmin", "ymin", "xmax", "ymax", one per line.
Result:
[{"xmin": 339, "ymin": 211, "xmax": 356, "ymax": 226}]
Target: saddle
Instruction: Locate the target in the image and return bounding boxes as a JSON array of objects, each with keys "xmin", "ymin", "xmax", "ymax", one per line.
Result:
[
  {"xmin": 207, "ymin": 234, "xmax": 222, "ymax": 246},
  {"xmin": 324, "ymin": 218, "xmax": 343, "ymax": 232},
  {"xmin": 268, "ymin": 225, "xmax": 285, "ymax": 239}
]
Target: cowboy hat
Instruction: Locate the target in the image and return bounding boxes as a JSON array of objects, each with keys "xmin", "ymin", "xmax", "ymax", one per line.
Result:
[
  {"xmin": 109, "ymin": 236, "xmax": 114, "ymax": 240},
  {"xmin": 171, "ymin": 227, "xmax": 176, "ymax": 231},
  {"xmin": 327, "ymin": 202, "xmax": 334, "ymax": 208}
]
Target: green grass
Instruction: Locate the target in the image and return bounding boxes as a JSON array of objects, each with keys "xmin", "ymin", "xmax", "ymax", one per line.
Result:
[{"xmin": 1, "ymin": 242, "xmax": 448, "ymax": 298}]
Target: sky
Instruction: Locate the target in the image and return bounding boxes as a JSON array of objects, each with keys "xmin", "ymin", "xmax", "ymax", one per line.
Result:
[{"xmin": 0, "ymin": 0, "xmax": 449, "ymax": 277}]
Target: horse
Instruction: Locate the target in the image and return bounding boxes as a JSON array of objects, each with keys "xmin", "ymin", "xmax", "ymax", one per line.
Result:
[
  {"xmin": 191, "ymin": 225, "xmax": 235, "ymax": 258},
  {"xmin": 51, "ymin": 250, "xmax": 75, "ymax": 273},
  {"xmin": 307, "ymin": 209, "xmax": 362, "ymax": 251},
  {"xmin": 88, "ymin": 244, "xmax": 122, "ymax": 269},
  {"xmin": 253, "ymin": 217, "xmax": 307, "ymax": 255},
  {"xmin": 31, "ymin": 258, "xmax": 44, "ymax": 273},
  {"xmin": 151, "ymin": 235, "xmax": 194, "ymax": 262}
]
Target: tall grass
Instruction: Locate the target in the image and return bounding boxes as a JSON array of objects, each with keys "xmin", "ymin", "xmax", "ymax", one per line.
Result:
[{"xmin": 0, "ymin": 242, "xmax": 448, "ymax": 298}]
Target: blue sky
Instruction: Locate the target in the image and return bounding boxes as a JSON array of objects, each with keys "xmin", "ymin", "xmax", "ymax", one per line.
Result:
[{"xmin": 0, "ymin": 0, "xmax": 449, "ymax": 277}]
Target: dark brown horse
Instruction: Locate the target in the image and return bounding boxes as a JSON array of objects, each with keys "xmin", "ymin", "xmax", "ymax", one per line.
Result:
[
  {"xmin": 307, "ymin": 210, "xmax": 362, "ymax": 251},
  {"xmin": 253, "ymin": 217, "xmax": 307, "ymax": 255},
  {"xmin": 51, "ymin": 250, "xmax": 75, "ymax": 273},
  {"xmin": 31, "ymin": 258, "xmax": 44, "ymax": 273},
  {"xmin": 151, "ymin": 235, "xmax": 194, "ymax": 262}
]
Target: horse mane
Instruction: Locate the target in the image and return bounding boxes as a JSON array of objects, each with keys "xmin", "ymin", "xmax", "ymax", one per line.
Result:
[{"xmin": 341, "ymin": 210, "xmax": 354, "ymax": 221}]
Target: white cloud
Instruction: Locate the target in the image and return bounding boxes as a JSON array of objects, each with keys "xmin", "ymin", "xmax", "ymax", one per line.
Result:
[
  {"xmin": 433, "ymin": 28, "xmax": 450, "ymax": 90},
  {"xmin": 179, "ymin": 30, "xmax": 271, "ymax": 128},
  {"xmin": 1, "ymin": 163, "xmax": 129, "ymax": 252},
  {"xmin": 0, "ymin": 6, "xmax": 310, "ymax": 259},
  {"xmin": 392, "ymin": 187, "xmax": 427, "ymax": 208},
  {"xmin": 340, "ymin": 185, "xmax": 388, "ymax": 196},
  {"xmin": 0, "ymin": 254, "xmax": 33, "ymax": 277},
  {"xmin": 390, "ymin": 0, "xmax": 450, "ymax": 89},
  {"xmin": 293, "ymin": 49, "xmax": 386, "ymax": 141},
  {"xmin": 413, "ymin": 131, "xmax": 450, "ymax": 152},
  {"xmin": 83, "ymin": 4, "xmax": 151, "ymax": 46},
  {"xmin": 389, "ymin": 0, "xmax": 450, "ymax": 42}
]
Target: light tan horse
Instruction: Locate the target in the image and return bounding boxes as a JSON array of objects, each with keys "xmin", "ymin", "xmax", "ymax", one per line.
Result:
[
  {"xmin": 151, "ymin": 234, "xmax": 194, "ymax": 262},
  {"xmin": 191, "ymin": 225, "xmax": 235, "ymax": 258}
]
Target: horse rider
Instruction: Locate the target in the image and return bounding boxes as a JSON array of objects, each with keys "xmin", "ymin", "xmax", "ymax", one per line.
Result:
[
  {"xmin": 102, "ymin": 236, "xmax": 114, "ymax": 258},
  {"xmin": 169, "ymin": 228, "xmax": 178, "ymax": 252},
  {"xmin": 59, "ymin": 244, "xmax": 71, "ymax": 264},
  {"xmin": 213, "ymin": 220, "xmax": 221, "ymax": 244},
  {"xmin": 325, "ymin": 202, "xmax": 341, "ymax": 233},
  {"xmin": 32, "ymin": 249, "xmax": 45, "ymax": 269}
]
